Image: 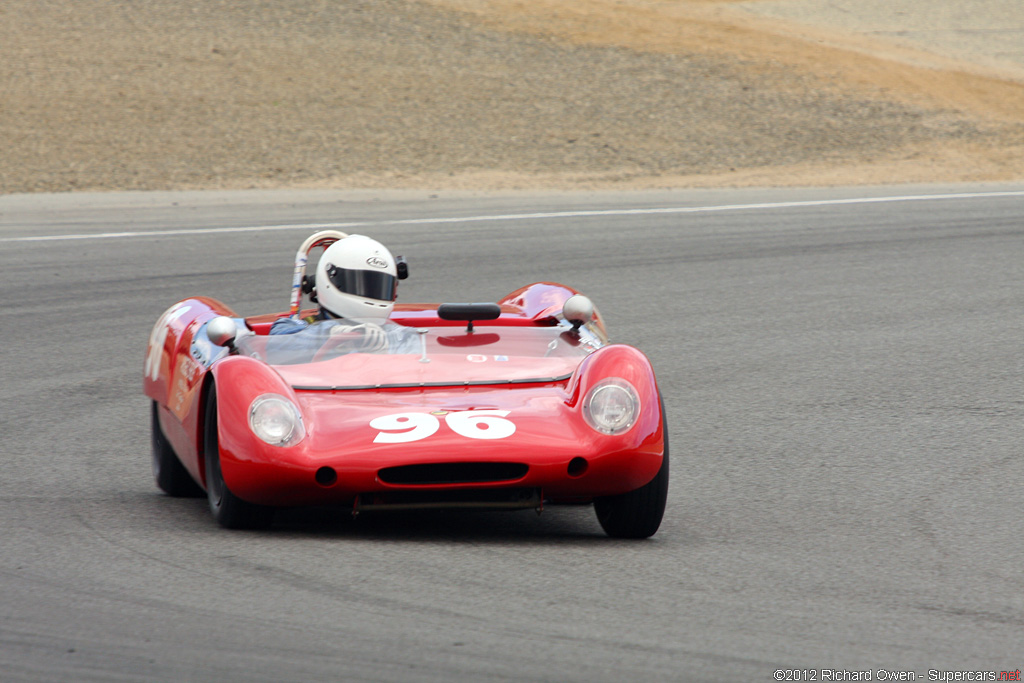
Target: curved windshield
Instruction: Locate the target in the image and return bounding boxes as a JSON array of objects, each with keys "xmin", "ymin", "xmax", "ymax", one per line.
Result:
[{"xmin": 233, "ymin": 321, "xmax": 600, "ymax": 388}]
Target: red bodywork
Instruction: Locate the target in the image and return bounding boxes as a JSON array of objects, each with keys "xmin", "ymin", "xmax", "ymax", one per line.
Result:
[{"xmin": 143, "ymin": 283, "xmax": 664, "ymax": 511}]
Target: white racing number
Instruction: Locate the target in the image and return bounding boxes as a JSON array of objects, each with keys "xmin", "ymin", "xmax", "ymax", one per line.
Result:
[
  {"xmin": 145, "ymin": 303, "xmax": 192, "ymax": 381},
  {"xmin": 371, "ymin": 410, "xmax": 515, "ymax": 443},
  {"xmin": 445, "ymin": 410, "xmax": 517, "ymax": 440},
  {"xmin": 369, "ymin": 413, "xmax": 441, "ymax": 444}
]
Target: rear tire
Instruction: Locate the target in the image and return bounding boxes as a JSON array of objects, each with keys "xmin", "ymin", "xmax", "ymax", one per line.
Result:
[
  {"xmin": 152, "ymin": 401, "xmax": 204, "ymax": 498},
  {"xmin": 594, "ymin": 399, "xmax": 669, "ymax": 539},
  {"xmin": 203, "ymin": 390, "xmax": 274, "ymax": 530}
]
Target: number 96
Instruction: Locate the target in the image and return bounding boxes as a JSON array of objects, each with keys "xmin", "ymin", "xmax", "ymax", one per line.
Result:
[{"xmin": 370, "ymin": 410, "xmax": 516, "ymax": 443}]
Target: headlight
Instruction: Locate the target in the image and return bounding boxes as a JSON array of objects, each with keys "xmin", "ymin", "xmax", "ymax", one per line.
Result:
[
  {"xmin": 249, "ymin": 394, "xmax": 305, "ymax": 447},
  {"xmin": 582, "ymin": 378, "xmax": 640, "ymax": 435}
]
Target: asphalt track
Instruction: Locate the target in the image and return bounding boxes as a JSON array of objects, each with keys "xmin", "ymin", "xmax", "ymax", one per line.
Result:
[{"xmin": 1, "ymin": 185, "xmax": 1023, "ymax": 681}]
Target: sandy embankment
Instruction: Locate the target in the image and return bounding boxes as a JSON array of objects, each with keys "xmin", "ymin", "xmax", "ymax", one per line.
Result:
[{"xmin": 1, "ymin": 0, "xmax": 1022, "ymax": 193}]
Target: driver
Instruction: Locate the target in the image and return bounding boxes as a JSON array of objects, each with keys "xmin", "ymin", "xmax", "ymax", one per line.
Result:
[{"xmin": 270, "ymin": 234, "xmax": 418, "ymax": 356}]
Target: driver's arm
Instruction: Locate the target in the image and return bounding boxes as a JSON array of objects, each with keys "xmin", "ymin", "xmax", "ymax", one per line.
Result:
[{"xmin": 270, "ymin": 317, "xmax": 307, "ymax": 335}]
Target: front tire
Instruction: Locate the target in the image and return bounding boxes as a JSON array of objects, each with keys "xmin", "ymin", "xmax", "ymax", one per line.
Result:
[
  {"xmin": 594, "ymin": 401, "xmax": 669, "ymax": 539},
  {"xmin": 203, "ymin": 390, "xmax": 274, "ymax": 530},
  {"xmin": 152, "ymin": 401, "xmax": 204, "ymax": 498}
]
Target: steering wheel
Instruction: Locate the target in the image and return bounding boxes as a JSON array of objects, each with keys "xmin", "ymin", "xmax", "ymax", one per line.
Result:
[{"xmin": 311, "ymin": 323, "xmax": 388, "ymax": 362}]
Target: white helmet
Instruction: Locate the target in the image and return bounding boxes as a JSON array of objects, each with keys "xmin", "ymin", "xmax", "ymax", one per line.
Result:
[{"xmin": 315, "ymin": 235, "xmax": 399, "ymax": 323}]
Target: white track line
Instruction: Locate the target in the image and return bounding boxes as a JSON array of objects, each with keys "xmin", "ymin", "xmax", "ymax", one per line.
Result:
[{"xmin": 2, "ymin": 191, "xmax": 1022, "ymax": 243}]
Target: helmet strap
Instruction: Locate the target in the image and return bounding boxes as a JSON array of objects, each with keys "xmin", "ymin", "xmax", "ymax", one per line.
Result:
[{"xmin": 319, "ymin": 305, "xmax": 342, "ymax": 320}]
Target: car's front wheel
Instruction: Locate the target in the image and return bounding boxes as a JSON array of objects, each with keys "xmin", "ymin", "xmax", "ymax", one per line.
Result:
[
  {"xmin": 203, "ymin": 390, "xmax": 275, "ymax": 530},
  {"xmin": 152, "ymin": 401, "xmax": 204, "ymax": 498},
  {"xmin": 593, "ymin": 401, "xmax": 669, "ymax": 539}
]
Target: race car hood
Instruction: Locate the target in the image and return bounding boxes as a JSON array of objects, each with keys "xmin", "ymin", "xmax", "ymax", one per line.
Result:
[{"xmin": 209, "ymin": 341, "xmax": 664, "ymax": 504}]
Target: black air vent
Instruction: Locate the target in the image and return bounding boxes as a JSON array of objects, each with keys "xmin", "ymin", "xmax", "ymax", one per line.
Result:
[{"xmin": 378, "ymin": 462, "xmax": 528, "ymax": 485}]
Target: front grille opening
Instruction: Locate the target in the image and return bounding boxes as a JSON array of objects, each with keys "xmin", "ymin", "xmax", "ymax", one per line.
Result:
[
  {"xmin": 378, "ymin": 462, "xmax": 529, "ymax": 485},
  {"xmin": 357, "ymin": 487, "xmax": 540, "ymax": 511}
]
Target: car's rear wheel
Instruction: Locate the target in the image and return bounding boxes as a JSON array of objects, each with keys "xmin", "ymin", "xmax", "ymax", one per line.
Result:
[
  {"xmin": 203, "ymin": 390, "xmax": 275, "ymax": 530},
  {"xmin": 152, "ymin": 401, "xmax": 204, "ymax": 498},
  {"xmin": 593, "ymin": 400, "xmax": 669, "ymax": 539}
]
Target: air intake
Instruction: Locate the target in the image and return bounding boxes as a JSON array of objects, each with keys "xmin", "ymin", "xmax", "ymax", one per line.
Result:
[{"xmin": 378, "ymin": 462, "xmax": 528, "ymax": 485}]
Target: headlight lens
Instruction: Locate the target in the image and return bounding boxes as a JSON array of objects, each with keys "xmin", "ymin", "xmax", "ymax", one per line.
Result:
[
  {"xmin": 249, "ymin": 394, "xmax": 305, "ymax": 447},
  {"xmin": 582, "ymin": 379, "xmax": 640, "ymax": 435}
]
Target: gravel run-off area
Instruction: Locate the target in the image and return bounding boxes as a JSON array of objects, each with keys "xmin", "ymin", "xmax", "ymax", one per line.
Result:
[{"xmin": 2, "ymin": 0, "xmax": 1023, "ymax": 194}]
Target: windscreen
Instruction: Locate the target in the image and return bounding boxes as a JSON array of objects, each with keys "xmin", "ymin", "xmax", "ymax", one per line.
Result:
[{"xmin": 233, "ymin": 321, "xmax": 599, "ymax": 388}]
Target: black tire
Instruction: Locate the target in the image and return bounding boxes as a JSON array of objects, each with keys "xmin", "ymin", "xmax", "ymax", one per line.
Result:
[
  {"xmin": 152, "ymin": 401, "xmax": 204, "ymax": 498},
  {"xmin": 594, "ymin": 400, "xmax": 670, "ymax": 539},
  {"xmin": 203, "ymin": 390, "xmax": 275, "ymax": 530}
]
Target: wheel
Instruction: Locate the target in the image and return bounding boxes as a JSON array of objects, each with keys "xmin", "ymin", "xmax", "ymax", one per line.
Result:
[
  {"xmin": 594, "ymin": 400, "xmax": 669, "ymax": 539},
  {"xmin": 152, "ymin": 401, "xmax": 204, "ymax": 497},
  {"xmin": 203, "ymin": 390, "xmax": 275, "ymax": 530},
  {"xmin": 311, "ymin": 323, "xmax": 388, "ymax": 362}
]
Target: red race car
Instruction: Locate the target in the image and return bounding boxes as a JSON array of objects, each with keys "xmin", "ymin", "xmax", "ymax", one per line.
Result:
[{"xmin": 143, "ymin": 231, "xmax": 668, "ymax": 538}]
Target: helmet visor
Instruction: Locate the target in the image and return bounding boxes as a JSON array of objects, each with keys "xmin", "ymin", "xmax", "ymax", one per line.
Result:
[{"xmin": 325, "ymin": 265, "xmax": 397, "ymax": 302}]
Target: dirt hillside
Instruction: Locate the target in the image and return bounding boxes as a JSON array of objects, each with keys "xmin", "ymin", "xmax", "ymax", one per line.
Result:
[{"xmin": 2, "ymin": 0, "xmax": 1023, "ymax": 194}]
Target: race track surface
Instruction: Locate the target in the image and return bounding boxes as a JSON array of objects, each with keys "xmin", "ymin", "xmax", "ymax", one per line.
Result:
[{"xmin": 1, "ymin": 186, "xmax": 1023, "ymax": 681}]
